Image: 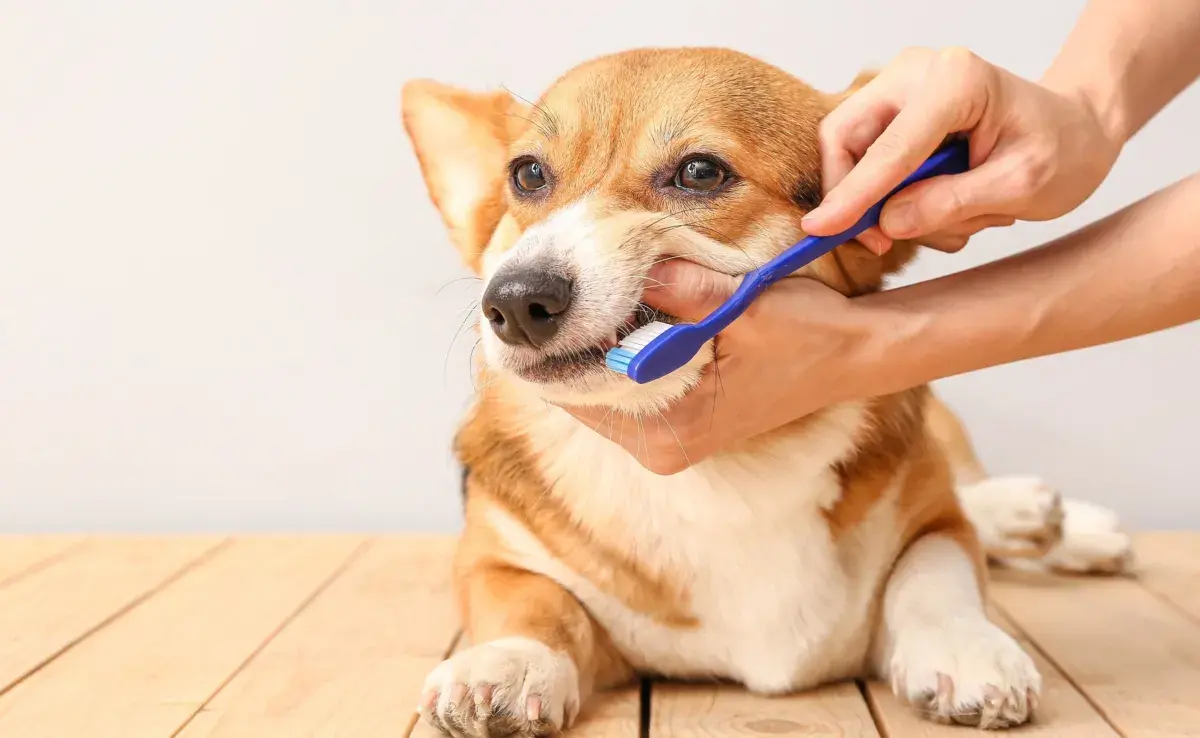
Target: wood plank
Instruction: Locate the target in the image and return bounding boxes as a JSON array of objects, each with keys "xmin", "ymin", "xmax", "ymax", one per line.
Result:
[
  {"xmin": 651, "ymin": 681, "xmax": 879, "ymax": 738},
  {"xmin": 0, "ymin": 536, "xmax": 86, "ymax": 589},
  {"xmin": 572, "ymin": 686, "xmax": 642, "ymax": 738},
  {"xmin": 0, "ymin": 536, "xmax": 223, "ymax": 694},
  {"xmin": 1133, "ymin": 531, "xmax": 1200, "ymax": 622},
  {"xmin": 0, "ymin": 536, "xmax": 364, "ymax": 738},
  {"xmin": 864, "ymin": 606, "xmax": 1119, "ymax": 737},
  {"xmin": 172, "ymin": 536, "xmax": 458, "ymax": 738},
  {"xmin": 992, "ymin": 567, "xmax": 1200, "ymax": 737}
]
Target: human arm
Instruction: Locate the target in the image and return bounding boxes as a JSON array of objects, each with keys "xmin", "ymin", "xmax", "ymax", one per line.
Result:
[
  {"xmin": 802, "ymin": 0, "xmax": 1200, "ymax": 254},
  {"xmin": 559, "ymin": 171, "xmax": 1200, "ymax": 474},
  {"xmin": 862, "ymin": 170, "xmax": 1200, "ymax": 395}
]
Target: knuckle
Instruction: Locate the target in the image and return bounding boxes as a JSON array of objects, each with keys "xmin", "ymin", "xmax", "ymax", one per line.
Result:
[
  {"xmin": 895, "ymin": 46, "xmax": 935, "ymax": 66},
  {"xmin": 937, "ymin": 46, "xmax": 980, "ymax": 73},
  {"xmin": 935, "ymin": 46, "xmax": 992, "ymax": 93},
  {"xmin": 940, "ymin": 183, "xmax": 970, "ymax": 220},
  {"xmin": 866, "ymin": 130, "xmax": 909, "ymax": 165},
  {"xmin": 1010, "ymin": 147, "xmax": 1055, "ymax": 195}
]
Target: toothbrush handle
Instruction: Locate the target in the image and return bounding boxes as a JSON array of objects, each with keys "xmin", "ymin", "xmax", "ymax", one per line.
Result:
[{"xmin": 695, "ymin": 138, "xmax": 971, "ymax": 335}]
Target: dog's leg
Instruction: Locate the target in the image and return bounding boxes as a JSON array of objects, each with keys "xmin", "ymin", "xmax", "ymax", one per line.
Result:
[
  {"xmin": 874, "ymin": 526, "xmax": 1041, "ymax": 729},
  {"xmin": 925, "ymin": 392, "xmax": 1065, "ymax": 559},
  {"xmin": 419, "ymin": 563, "xmax": 632, "ymax": 738}
]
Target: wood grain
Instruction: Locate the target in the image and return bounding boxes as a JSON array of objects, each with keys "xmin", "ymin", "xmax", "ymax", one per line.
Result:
[
  {"xmin": 174, "ymin": 536, "xmax": 459, "ymax": 738},
  {"xmin": 992, "ymin": 567, "xmax": 1200, "ymax": 737},
  {"xmin": 0, "ymin": 536, "xmax": 363, "ymax": 738},
  {"xmin": 0, "ymin": 536, "xmax": 85, "ymax": 589},
  {"xmin": 651, "ymin": 681, "xmax": 880, "ymax": 738},
  {"xmin": 0, "ymin": 533, "xmax": 1195, "ymax": 738},
  {"xmin": 1134, "ymin": 531, "xmax": 1200, "ymax": 623},
  {"xmin": 0, "ymin": 536, "xmax": 222, "ymax": 694}
]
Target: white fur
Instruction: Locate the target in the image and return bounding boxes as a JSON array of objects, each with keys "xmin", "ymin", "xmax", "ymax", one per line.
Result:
[
  {"xmin": 958, "ymin": 476, "xmax": 1134, "ymax": 575},
  {"xmin": 1028, "ymin": 497, "xmax": 1134, "ymax": 574},
  {"xmin": 488, "ymin": 392, "xmax": 914, "ymax": 693},
  {"xmin": 420, "ymin": 636, "xmax": 581, "ymax": 737},
  {"xmin": 877, "ymin": 535, "xmax": 1040, "ymax": 729},
  {"xmin": 957, "ymin": 475, "xmax": 1063, "ymax": 557}
]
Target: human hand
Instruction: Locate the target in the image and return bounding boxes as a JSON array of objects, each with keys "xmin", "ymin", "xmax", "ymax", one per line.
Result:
[
  {"xmin": 556, "ymin": 259, "xmax": 901, "ymax": 475},
  {"xmin": 804, "ymin": 47, "xmax": 1123, "ymax": 255}
]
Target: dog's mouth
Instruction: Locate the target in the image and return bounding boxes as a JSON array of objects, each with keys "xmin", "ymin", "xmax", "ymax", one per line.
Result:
[{"xmin": 513, "ymin": 303, "xmax": 675, "ymax": 384}]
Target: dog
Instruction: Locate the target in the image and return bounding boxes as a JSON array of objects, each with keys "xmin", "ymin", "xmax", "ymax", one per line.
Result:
[{"xmin": 400, "ymin": 47, "xmax": 1134, "ymax": 735}]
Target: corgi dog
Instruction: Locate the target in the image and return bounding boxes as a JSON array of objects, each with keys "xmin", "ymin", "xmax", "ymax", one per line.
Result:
[{"xmin": 400, "ymin": 47, "xmax": 1134, "ymax": 735}]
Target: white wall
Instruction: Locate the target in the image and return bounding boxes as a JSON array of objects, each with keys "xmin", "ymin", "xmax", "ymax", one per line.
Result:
[{"xmin": 2, "ymin": 1, "xmax": 1196, "ymax": 532}]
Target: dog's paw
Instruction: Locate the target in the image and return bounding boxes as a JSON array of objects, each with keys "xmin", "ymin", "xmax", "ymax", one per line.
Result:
[
  {"xmin": 1041, "ymin": 498, "xmax": 1135, "ymax": 575},
  {"xmin": 889, "ymin": 617, "xmax": 1041, "ymax": 729},
  {"xmin": 419, "ymin": 637, "xmax": 580, "ymax": 738},
  {"xmin": 958, "ymin": 475, "xmax": 1064, "ymax": 558}
]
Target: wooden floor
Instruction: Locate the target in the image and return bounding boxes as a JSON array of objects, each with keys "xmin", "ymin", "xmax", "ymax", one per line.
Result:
[{"xmin": 0, "ymin": 533, "xmax": 1198, "ymax": 737}]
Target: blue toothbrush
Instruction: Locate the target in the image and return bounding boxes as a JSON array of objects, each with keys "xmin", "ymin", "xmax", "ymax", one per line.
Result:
[{"xmin": 605, "ymin": 138, "xmax": 971, "ymax": 384}]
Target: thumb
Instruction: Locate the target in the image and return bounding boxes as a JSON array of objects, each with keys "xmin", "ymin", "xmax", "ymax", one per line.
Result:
[
  {"xmin": 643, "ymin": 260, "xmax": 741, "ymax": 323},
  {"xmin": 879, "ymin": 161, "xmax": 1017, "ymax": 239}
]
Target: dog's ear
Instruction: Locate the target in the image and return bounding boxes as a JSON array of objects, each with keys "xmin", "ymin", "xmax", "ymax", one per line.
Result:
[{"xmin": 401, "ymin": 80, "xmax": 529, "ymax": 272}]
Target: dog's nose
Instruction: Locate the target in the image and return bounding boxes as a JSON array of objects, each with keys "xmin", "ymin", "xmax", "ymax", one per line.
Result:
[{"xmin": 482, "ymin": 268, "xmax": 573, "ymax": 347}]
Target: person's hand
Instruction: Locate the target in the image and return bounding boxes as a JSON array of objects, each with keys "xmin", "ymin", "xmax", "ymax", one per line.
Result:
[
  {"xmin": 804, "ymin": 47, "xmax": 1123, "ymax": 255},
  {"xmin": 557, "ymin": 259, "xmax": 898, "ymax": 475}
]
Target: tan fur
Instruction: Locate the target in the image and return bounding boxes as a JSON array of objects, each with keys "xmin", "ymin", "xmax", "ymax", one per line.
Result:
[
  {"xmin": 404, "ymin": 47, "xmax": 1044, "ymax": 733},
  {"xmin": 925, "ymin": 391, "xmax": 989, "ymax": 486}
]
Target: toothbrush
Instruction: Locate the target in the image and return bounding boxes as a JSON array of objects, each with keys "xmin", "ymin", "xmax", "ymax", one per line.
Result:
[{"xmin": 605, "ymin": 138, "xmax": 971, "ymax": 384}]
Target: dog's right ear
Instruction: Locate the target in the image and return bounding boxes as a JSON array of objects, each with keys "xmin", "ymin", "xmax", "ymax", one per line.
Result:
[{"xmin": 401, "ymin": 80, "xmax": 529, "ymax": 272}]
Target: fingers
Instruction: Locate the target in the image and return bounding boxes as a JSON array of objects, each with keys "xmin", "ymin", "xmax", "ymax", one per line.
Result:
[
  {"xmin": 878, "ymin": 158, "xmax": 1025, "ymax": 239},
  {"xmin": 556, "ymin": 402, "xmax": 699, "ymax": 475},
  {"xmin": 913, "ymin": 214, "xmax": 1018, "ymax": 253},
  {"xmin": 642, "ymin": 260, "xmax": 741, "ymax": 323},
  {"xmin": 806, "ymin": 47, "xmax": 996, "ymax": 238}
]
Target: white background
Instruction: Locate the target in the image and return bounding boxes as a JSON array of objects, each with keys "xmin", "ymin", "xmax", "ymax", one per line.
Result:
[{"xmin": 2, "ymin": 1, "xmax": 1197, "ymax": 532}]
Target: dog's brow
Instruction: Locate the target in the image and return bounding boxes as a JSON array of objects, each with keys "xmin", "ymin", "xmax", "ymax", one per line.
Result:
[
  {"xmin": 649, "ymin": 116, "xmax": 691, "ymax": 146},
  {"xmin": 502, "ymin": 85, "xmax": 562, "ymax": 139}
]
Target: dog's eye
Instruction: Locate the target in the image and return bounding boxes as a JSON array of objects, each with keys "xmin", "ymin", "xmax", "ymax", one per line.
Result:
[
  {"xmin": 513, "ymin": 160, "xmax": 547, "ymax": 192},
  {"xmin": 674, "ymin": 158, "xmax": 728, "ymax": 192}
]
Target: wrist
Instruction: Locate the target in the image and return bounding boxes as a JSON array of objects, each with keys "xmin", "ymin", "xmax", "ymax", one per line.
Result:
[
  {"xmin": 843, "ymin": 296, "xmax": 937, "ymax": 399},
  {"xmin": 1040, "ymin": 44, "xmax": 1133, "ymax": 148}
]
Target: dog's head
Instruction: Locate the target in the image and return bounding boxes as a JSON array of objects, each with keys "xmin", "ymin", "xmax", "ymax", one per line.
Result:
[{"xmin": 402, "ymin": 48, "xmax": 917, "ymax": 411}]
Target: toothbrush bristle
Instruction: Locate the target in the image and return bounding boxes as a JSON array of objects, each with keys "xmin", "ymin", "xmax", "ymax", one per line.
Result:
[
  {"xmin": 617, "ymin": 321, "xmax": 672, "ymax": 349},
  {"xmin": 605, "ymin": 321, "xmax": 672, "ymax": 375}
]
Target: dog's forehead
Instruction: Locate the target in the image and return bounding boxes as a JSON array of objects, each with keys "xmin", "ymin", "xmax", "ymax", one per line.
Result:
[{"xmin": 516, "ymin": 49, "xmax": 829, "ymax": 169}]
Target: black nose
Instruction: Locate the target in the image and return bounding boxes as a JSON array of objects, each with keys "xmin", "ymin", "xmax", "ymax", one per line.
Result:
[{"xmin": 481, "ymin": 267, "xmax": 573, "ymax": 347}]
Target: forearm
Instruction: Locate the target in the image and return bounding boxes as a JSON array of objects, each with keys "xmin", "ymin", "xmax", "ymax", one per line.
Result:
[
  {"xmin": 865, "ymin": 171, "xmax": 1200, "ymax": 391},
  {"xmin": 1042, "ymin": 0, "xmax": 1200, "ymax": 143}
]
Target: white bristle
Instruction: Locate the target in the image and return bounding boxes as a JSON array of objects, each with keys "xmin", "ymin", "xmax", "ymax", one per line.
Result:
[{"xmin": 617, "ymin": 321, "xmax": 671, "ymax": 350}]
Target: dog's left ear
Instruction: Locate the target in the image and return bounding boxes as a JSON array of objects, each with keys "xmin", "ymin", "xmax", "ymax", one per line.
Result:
[{"xmin": 401, "ymin": 80, "xmax": 529, "ymax": 272}]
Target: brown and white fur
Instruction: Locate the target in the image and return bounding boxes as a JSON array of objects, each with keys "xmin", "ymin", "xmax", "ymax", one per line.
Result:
[{"xmin": 400, "ymin": 47, "xmax": 1133, "ymax": 735}]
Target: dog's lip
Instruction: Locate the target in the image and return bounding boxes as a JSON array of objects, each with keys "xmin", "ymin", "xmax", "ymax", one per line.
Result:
[{"xmin": 506, "ymin": 304, "xmax": 667, "ymax": 383}]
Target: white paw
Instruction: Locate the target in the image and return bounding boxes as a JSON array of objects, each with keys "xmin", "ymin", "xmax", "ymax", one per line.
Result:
[
  {"xmin": 889, "ymin": 617, "xmax": 1041, "ymax": 729},
  {"xmin": 1041, "ymin": 498, "xmax": 1135, "ymax": 575},
  {"xmin": 419, "ymin": 637, "xmax": 580, "ymax": 738},
  {"xmin": 958, "ymin": 476, "xmax": 1063, "ymax": 557}
]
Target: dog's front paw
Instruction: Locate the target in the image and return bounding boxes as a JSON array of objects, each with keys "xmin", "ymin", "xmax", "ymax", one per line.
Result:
[
  {"xmin": 419, "ymin": 637, "xmax": 581, "ymax": 738},
  {"xmin": 889, "ymin": 617, "xmax": 1041, "ymax": 730},
  {"xmin": 958, "ymin": 475, "xmax": 1064, "ymax": 558}
]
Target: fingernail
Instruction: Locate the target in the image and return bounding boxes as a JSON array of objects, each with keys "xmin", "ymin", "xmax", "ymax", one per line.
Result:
[
  {"xmin": 801, "ymin": 207, "xmax": 825, "ymax": 227},
  {"xmin": 860, "ymin": 232, "xmax": 888, "ymax": 255},
  {"xmin": 881, "ymin": 202, "xmax": 916, "ymax": 238}
]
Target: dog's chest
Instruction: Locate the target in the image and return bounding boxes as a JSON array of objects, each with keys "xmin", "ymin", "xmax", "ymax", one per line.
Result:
[
  {"xmin": 510, "ymin": 404, "xmax": 900, "ymax": 692},
  {"xmin": 582, "ymin": 470, "xmax": 891, "ymax": 691}
]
